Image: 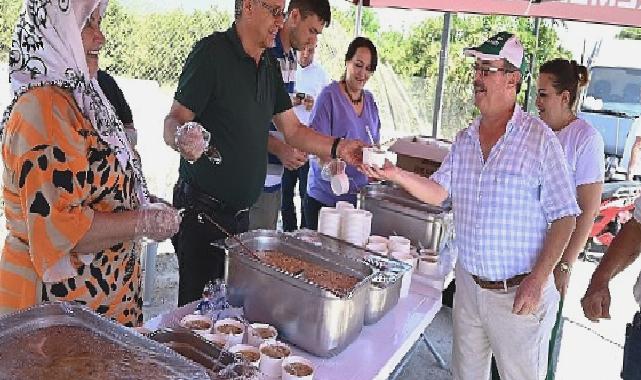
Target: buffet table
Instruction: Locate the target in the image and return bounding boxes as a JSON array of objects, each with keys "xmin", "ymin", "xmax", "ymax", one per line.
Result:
[
  {"xmin": 145, "ymin": 274, "xmax": 444, "ymax": 380},
  {"xmin": 293, "ymin": 276, "xmax": 442, "ymax": 380}
]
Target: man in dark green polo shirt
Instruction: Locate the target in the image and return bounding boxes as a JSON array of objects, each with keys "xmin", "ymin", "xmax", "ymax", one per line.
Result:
[{"xmin": 163, "ymin": 0, "xmax": 364, "ymax": 306}]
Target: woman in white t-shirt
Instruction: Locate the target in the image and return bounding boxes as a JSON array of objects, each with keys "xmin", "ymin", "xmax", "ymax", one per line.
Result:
[{"xmin": 536, "ymin": 58, "xmax": 605, "ymax": 380}]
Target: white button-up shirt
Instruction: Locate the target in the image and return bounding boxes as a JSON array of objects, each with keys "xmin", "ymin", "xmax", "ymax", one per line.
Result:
[{"xmin": 431, "ymin": 105, "xmax": 580, "ymax": 280}]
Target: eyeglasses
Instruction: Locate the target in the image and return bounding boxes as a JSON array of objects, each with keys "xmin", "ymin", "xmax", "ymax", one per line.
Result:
[
  {"xmin": 254, "ymin": 0, "xmax": 286, "ymax": 19},
  {"xmin": 472, "ymin": 64, "xmax": 515, "ymax": 77}
]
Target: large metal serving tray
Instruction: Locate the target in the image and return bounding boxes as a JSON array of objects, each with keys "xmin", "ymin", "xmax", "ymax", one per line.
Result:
[
  {"xmin": 225, "ymin": 230, "xmax": 374, "ymax": 357},
  {"xmin": 360, "ymin": 182, "xmax": 453, "ymax": 252},
  {"xmin": 0, "ymin": 302, "xmax": 210, "ymax": 379},
  {"xmin": 288, "ymin": 229, "xmax": 409, "ymax": 325}
]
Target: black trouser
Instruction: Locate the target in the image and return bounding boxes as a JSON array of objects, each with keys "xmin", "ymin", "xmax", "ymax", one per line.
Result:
[
  {"xmin": 172, "ymin": 179, "xmax": 249, "ymax": 306},
  {"xmin": 303, "ymin": 195, "xmax": 328, "ymax": 231},
  {"xmin": 622, "ymin": 311, "xmax": 641, "ymax": 379},
  {"xmin": 281, "ymin": 162, "xmax": 309, "ymax": 232}
]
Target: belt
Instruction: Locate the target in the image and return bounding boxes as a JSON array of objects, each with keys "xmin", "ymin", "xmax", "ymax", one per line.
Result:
[
  {"xmin": 472, "ymin": 273, "xmax": 529, "ymax": 290},
  {"xmin": 180, "ymin": 180, "xmax": 248, "ymax": 217}
]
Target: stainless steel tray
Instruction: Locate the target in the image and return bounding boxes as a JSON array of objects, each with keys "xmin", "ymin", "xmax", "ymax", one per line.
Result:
[
  {"xmin": 0, "ymin": 302, "xmax": 210, "ymax": 379},
  {"xmin": 288, "ymin": 229, "xmax": 410, "ymax": 325},
  {"xmin": 149, "ymin": 329, "xmax": 258, "ymax": 379},
  {"xmin": 225, "ymin": 230, "xmax": 374, "ymax": 357},
  {"xmin": 360, "ymin": 182, "xmax": 453, "ymax": 252}
]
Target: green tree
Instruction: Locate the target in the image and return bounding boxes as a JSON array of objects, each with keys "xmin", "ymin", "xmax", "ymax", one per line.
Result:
[
  {"xmin": 617, "ymin": 27, "xmax": 641, "ymax": 40},
  {"xmin": 0, "ymin": 0, "xmax": 22, "ymax": 61}
]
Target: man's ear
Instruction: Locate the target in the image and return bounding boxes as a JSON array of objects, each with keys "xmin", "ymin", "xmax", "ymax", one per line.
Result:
[
  {"xmin": 561, "ymin": 90, "xmax": 571, "ymax": 108},
  {"xmin": 507, "ymin": 71, "xmax": 521, "ymax": 90},
  {"xmin": 288, "ymin": 8, "xmax": 301, "ymax": 25}
]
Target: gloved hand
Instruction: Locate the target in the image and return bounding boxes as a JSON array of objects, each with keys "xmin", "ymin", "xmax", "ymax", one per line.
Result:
[
  {"xmin": 134, "ymin": 203, "xmax": 182, "ymax": 242},
  {"xmin": 175, "ymin": 122, "xmax": 209, "ymax": 162}
]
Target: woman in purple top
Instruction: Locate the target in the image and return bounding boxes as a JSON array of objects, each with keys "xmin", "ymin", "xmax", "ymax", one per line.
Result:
[{"xmin": 304, "ymin": 37, "xmax": 381, "ymax": 230}]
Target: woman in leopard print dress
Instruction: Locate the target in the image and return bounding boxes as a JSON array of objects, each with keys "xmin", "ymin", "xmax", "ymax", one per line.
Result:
[{"xmin": 0, "ymin": 0, "xmax": 181, "ymax": 326}]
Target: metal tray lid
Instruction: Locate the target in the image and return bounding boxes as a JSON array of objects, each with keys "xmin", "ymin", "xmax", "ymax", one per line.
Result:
[
  {"xmin": 0, "ymin": 302, "xmax": 210, "ymax": 380},
  {"xmin": 360, "ymin": 182, "xmax": 451, "ymax": 215},
  {"xmin": 225, "ymin": 230, "xmax": 375, "ymax": 299}
]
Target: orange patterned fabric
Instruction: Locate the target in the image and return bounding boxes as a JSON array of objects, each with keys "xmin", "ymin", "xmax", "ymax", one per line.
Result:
[{"xmin": 0, "ymin": 86, "xmax": 143, "ymax": 326}]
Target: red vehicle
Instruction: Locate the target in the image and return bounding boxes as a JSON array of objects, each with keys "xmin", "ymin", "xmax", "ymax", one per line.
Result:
[{"xmin": 584, "ymin": 181, "xmax": 641, "ymax": 258}]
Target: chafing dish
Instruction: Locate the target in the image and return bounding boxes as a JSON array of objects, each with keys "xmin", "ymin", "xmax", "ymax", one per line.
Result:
[
  {"xmin": 224, "ymin": 230, "xmax": 374, "ymax": 357},
  {"xmin": 360, "ymin": 182, "xmax": 453, "ymax": 252},
  {"xmin": 288, "ymin": 229, "xmax": 410, "ymax": 325},
  {"xmin": 0, "ymin": 302, "xmax": 209, "ymax": 379}
]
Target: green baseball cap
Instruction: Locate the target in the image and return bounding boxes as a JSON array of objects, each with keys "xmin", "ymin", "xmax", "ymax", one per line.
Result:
[{"xmin": 464, "ymin": 32, "xmax": 526, "ymax": 73}]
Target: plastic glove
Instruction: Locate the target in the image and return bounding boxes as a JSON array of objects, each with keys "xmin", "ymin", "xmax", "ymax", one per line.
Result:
[
  {"xmin": 135, "ymin": 203, "xmax": 182, "ymax": 242},
  {"xmin": 175, "ymin": 122, "xmax": 208, "ymax": 162}
]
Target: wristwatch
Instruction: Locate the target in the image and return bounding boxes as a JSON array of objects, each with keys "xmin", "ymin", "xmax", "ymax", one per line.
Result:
[{"xmin": 557, "ymin": 261, "xmax": 571, "ymax": 273}]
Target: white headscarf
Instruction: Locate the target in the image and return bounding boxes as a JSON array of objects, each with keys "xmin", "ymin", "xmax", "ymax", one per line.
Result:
[{"xmin": 3, "ymin": 0, "xmax": 148, "ymax": 203}]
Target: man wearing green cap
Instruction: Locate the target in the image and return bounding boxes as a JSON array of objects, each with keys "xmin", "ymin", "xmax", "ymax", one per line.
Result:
[{"xmin": 364, "ymin": 32, "xmax": 579, "ymax": 379}]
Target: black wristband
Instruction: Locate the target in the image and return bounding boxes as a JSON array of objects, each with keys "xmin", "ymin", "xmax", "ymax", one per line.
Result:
[{"xmin": 331, "ymin": 137, "xmax": 342, "ymax": 159}]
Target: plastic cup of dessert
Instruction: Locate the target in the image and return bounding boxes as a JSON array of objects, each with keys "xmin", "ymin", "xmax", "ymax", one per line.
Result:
[
  {"xmin": 330, "ymin": 173, "xmax": 350, "ymax": 195},
  {"xmin": 363, "ymin": 147, "xmax": 387, "ymax": 168},
  {"xmin": 196, "ymin": 331, "xmax": 228, "ymax": 350},
  {"xmin": 229, "ymin": 344, "xmax": 261, "ymax": 367},
  {"xmin": 247, "ymin": 323, "xmax": 278, "ymax": 347},
  {"xmin": 282, "ymin": 355, "xmax": 315, "ymax": 380},
  {"xmin": 213, "ymin": 318, "xmax": 245, "ymax": 347},
  {"xmin": 179, "ymin": 314, "xmax": 212, "ymax": 333},
  {"xmin": 259, "ymin": 340, "xmax": 292, "ymax": 378}
]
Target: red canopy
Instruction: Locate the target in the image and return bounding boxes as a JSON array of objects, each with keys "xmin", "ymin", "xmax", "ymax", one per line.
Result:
[{"xmin": 349, "ymin": 0, "xmax": 641, "ymax": 27}]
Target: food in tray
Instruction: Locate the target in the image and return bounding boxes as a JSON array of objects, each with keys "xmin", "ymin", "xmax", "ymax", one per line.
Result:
[
  {"xmin": 248, "ymin": 323, "xmax": 278, "ymax": 347},
  {"xmin": 284, "ymin": 362, "xmax": 314, "ymax": 376},
  {"xmin": 282, "ymin": 355, "xmax": 315, "ymax": 379},
  {"xmin": 259, "ymin": 341, "xmax": 292, "ymax": 377},
  {"xmin": 239, "ymin": 349, "xmax": 261, "ymax": 362},
  {"xmin": 261, "ymin": 343, "xmax": 291, "ymax": 359},
  {"xmin": 216, "ymin": 324, "xmax": 243, "ymax": 335},
  {"xmin": 213, "ymin": 319, "xmax": 244, "ymax": 347},
  {"xmin": 180, "ymin": 314, "xmax": 212, "ymax": 331},
  {"xmin": 254, "ymin": 326, "xmax": 276, "ymax": 339},
  {"xmin": 0, "ymin": 326, "xmax": 180, "ymax": 379},
  {"xmin": 256, "ymin": 250, "xmax": 359, "ymax": 293}
]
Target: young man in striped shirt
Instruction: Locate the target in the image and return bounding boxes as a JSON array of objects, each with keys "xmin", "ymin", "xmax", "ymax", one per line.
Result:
[{"xmin": 248, "ymin": 0, "xmax": 330, "ymax": 230}]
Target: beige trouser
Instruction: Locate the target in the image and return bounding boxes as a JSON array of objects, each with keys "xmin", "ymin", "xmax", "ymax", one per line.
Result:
[{"xmin": 452, "ymin": 265, "xmax": 560, "ymax": 380}]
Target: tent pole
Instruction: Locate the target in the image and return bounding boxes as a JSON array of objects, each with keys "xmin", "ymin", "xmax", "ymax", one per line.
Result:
[
  {"xmin": 432, "ymin": 12, "xmax": 451, "ymax": 138},
  {"xmin": 524, "ymin": 17, "xmax": 541, "ymax": 112},
  {"xmin": 355, "ymin": 0, "xmax": 363, "ymax": 37}
]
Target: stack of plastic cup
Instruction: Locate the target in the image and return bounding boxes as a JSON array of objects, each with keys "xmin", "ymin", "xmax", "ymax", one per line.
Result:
[
  {"xmin": 359, "ymin": 210, "xmax": 373, "ymax": 239},
  {"xmin": 318, "ymin": 207, "xmax": 341, "ymax": 238},
  {"xmin": 335, "ymin": 201, "xmax": 354, "ymax": 211},
  {"xmin": 340, "ymin": 209, "xmax": 368, "ymax": 246}
]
